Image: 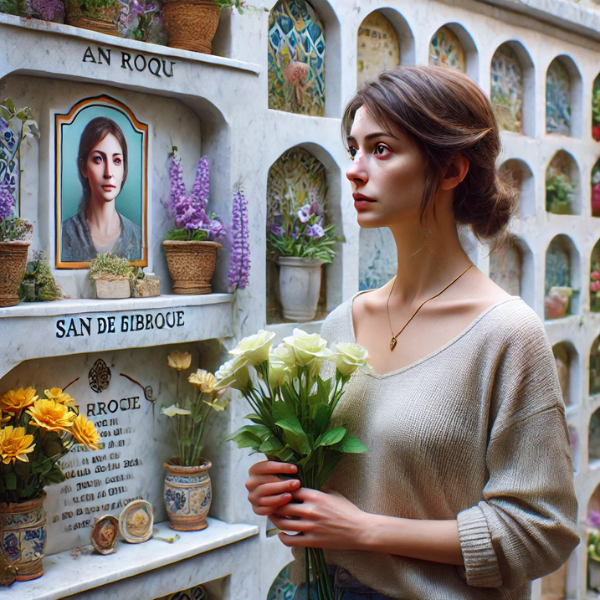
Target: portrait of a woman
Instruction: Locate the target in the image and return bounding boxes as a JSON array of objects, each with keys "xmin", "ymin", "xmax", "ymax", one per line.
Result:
[{"xmin": 61, "ymin": 116, "xmax": 142, "ymax": 262}]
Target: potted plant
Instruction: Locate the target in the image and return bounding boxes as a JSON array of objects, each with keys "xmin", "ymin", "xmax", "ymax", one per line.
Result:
[
  {"xmin": 64, "ymin": 0, "xmax": 120, "ymax": 35},
  {"xmin": 160, "ymin": 350, "xmax": 229, "ymax": 531},
  {"xmin": 116, "ymin": 0, "xmax": 168, "ymax": 45},
  {"xmin": 546, "ymin": 171, "xmax": 576, "ymax": 215},
  {"xmin": 19, "ymin": 251, "xmax": 63, "ymax": 303},
  {"xmin": 592, "ymin": 267, "xmax": 600, "ymax": 313},
  {"xmin": 0, "ymin": 386, "xmax": 100, "ymax": 580},
  {"xmin": 593, "ymin": 88, "xmax": 600, "ymax": 143},
  {"xmin": 88, "ymin": 252, "xmax": 135, "ymax": 299},
  {"xmin": 0, "ymin": 98, "xmax": 39, "ymax": 308},
  {"xmin": 267, "ymin": 191, "xmax": 337, "ymax": 322},
  {"xmin": 163, "ymin": 148, "xmax": 226, "ymax": 295},
  {"xmin": 544, "ymin": 286, "xmax": 573, "ymax": 320},
  {"xmin": 162, "ymin": 0, "xmax": 243, "ymax": 54}
]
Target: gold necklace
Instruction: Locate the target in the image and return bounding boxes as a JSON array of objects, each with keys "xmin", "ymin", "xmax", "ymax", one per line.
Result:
[{"xmin": 387, "ymin": 264, "xmax": 474, "ymax": 352}]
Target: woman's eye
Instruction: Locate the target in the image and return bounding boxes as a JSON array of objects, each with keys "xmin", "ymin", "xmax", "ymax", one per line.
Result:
[
  {"xmin": 114, "ymin": 158, "xmax": 122, "ymax": 165},
  {"xmin": 347, "ymin": 147, "xmax": 357, "ymax": 160},
  {"xmin": 375, "ymin": 144, "xmax": 389, "ymax": 156},
  {"xmin": 92, "ymin": 156, "xmax": 102, "ymax": 164}
]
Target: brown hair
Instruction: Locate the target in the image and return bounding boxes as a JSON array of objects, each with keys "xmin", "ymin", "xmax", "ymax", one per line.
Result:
[
  {"xmin": 342, "ymin": 66, "xmax": 518, "ymax": 242},
  {"xmin": 77, "ymin": 117, "xmax": 128, "ymax": 205}
]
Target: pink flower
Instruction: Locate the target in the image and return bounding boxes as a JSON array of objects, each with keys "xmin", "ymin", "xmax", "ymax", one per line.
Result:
[
  {"xmin": 592, "ymin": 271, "xmax": 600, "ymax": 281},
  {"xmin": 544, "ymin": 291, "xmax": 569, "ymax": 320},
  {"xmin": 283, "ymin": 61, "xmax": 309, "ymax": 87},
  {"xmin": 591, "ymin": 281, "xmax": 600, "ymax": 293}
]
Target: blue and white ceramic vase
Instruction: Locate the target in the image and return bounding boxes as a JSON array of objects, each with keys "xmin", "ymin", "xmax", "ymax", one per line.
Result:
[
  {"xmin": 0, "ymin": 492, "xmax": 47, "ymax": 581},
  {"xmin": 163, "ymin": 459, "xmax": 212, "ymax": 531}
]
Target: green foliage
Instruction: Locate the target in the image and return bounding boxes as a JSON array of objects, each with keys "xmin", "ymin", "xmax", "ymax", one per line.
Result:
[
  {"xmin": 20, "ymin": 252, "xmax": 63, "ymax": 302},
  {"xmin": 590, "ymin": 530, "xmax": 600, "ymax": 562},
  {"xmin": 593, "ymin": 89, "xmax": 600, "ymax": 127},
  {"xmin": 211, "ymin": 0, "xmax": 245, "ymax": 14},
  {"xmin": 267, "ymin": 223, "xmax": 338, "ymax": 263},
  {"xmin": 164, "ymin": 227, "xmax": 209, "ymax": 242},
  {"xmin": 88, "ymin": 253, "xmax": 136, "ymax": 283},
  {"xmin": 0, "ymin": 0, "xmax": 25, "ymax": 15},
  {"xmin": 546, "ymin": 173, "xmax": 576, "ymax": 214},
  {"xmin": 78, "ymin": 0, "xmax": 117, "ymax": 19}
]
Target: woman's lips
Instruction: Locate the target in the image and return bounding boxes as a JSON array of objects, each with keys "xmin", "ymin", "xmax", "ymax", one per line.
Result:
[
  {"xmin": 102, "ymin": 185, "xmax": 116, "ymax": 191},
  {"xmin": 353, "ymin": 195, "xmax": 375, "ymax": 211}
]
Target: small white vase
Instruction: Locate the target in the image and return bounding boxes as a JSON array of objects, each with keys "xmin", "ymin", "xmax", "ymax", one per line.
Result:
[
  {"xmin": 277, "ymin": 257, "xmax": 324, "ymax": 322},
  {"xmin": 590, "ymin": 560, "xmax": 600, "ymax": 591}
]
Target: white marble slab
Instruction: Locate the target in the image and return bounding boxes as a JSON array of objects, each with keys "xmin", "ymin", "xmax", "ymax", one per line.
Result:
[{"xmin": 3, "ymin": 519, "xmax": 258, "ymax": 600}]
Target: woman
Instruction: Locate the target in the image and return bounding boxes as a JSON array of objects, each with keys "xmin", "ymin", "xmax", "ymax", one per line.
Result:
[
  {"xmin": 247, "ymin": 66, "xmax": 579, "ymax": 599},
  {"xmin": 62, "ymin": 117, "xmax": 142, "ymax": 262}
]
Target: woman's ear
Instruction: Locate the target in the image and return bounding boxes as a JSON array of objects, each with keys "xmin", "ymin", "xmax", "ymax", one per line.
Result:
[{"xmin": 440, "ymin": 155, "xmax": 469, "ymax": 190}]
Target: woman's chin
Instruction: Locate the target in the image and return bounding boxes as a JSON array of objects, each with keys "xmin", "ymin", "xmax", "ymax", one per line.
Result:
[{"xmin": 356, "ymin": 213, "xmax": 387, "ymax": 229}]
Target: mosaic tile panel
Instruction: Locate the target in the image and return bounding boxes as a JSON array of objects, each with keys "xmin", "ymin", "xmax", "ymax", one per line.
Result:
[
  {"xmin": 546, "ymin": 59, "xmax": 571, "ymax": 135},
  {"xmin": 268, "ymin": 0, "xmax": 326, "ymax": 116},
  {"xmin": 429, "ymin": 26, "xmax": 465, "ymax": 73},
  {"xmin": 357, "ymin": 12, "xmax": 400, "ymax": 89},
  {"xmin": 359, "ymin": 228, "xmax": 397, "ymax": 291},
  {"xmin": 267, "ymin": 564, "xmax": 296, "ymax": 600},
  {"xmin": 0, "ymin": 128, "xmax": 19, "ymax": 217},
  {"xmin": 489, "ymin": 243, "xmax": 522, "ymax": 297},
  {"xmin": 491, "ymin": 44, "xmax": 524, "ymax": 133}
]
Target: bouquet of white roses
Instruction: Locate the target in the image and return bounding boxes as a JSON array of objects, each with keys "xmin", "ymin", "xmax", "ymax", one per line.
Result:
[{"xmin": 217, "ymin": 328, "xmax": 370, "ymax": 600}]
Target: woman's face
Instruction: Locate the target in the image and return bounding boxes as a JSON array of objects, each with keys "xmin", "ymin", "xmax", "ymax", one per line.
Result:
[
  {"xmin": 83, "ymin": 133, "xmax": 125, "ymax": 204},
  {"xmin": 346, "ymin": 106, "xmax": 427, "ymax": 229}
]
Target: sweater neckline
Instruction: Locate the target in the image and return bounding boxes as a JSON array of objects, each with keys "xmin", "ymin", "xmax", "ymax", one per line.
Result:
[{"xmin": 348, "ymin": 291, "xmax": 521, "ymax": 379}]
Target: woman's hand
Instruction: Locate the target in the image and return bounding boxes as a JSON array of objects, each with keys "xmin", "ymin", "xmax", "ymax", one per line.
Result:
[
  {"xmin": 245, "ymin": 460, "xmax": 301, "ymax": 517},
  {"xmin": 270, "ymin": 487, "xmax": 369, "ymax": 550}
]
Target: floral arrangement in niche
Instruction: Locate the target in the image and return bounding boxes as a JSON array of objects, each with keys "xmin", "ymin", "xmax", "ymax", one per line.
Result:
[
  {"xmin": 161, "ymin": 350, "xmax": 229, "ymax": 466},
  {"xmin": 592, "ymin": 266, "xmax": 600, "ymax": 313},
  {"xmin": 20, "ymin": 251, "xmax": 63, "ymax": 302},
  {"xmin": 88, "ymin": 253, "xmax": 136, "ymax": 284},
  {"xmin": 0, "ymin": 387, "xmax": 100, "ymax": 504},
  {"xmin": 227, "ymin": 189, "xmax": 250, "ymax": 291},
  {"xmin": 593, "ymin": 86, "xmax": 600, "ymax": 142},
  {"xmin": 0, "ymin": 98, "xmax": 39, "ymax": 242},
  {"xmin": 546, "ymin": 172, "xmax": 576, "ymax": 215},
  {"xmin": 164, "ymin": 148, "xmax": 226, "ymax": 243},
  {"xmin": 117, "ymin": 0, "xmax": 167, "ymax": 44}
]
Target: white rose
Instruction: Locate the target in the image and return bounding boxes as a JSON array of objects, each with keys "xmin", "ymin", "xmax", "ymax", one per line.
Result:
[
  {"xmin": 214, "ymin": 356, "xmax": 251, "ymax": 391},
  {"xmin": 270, "ymin": 343, "xmax": 296, "ymax": 367},
  {"xmin": 332, "ymin": 343, "xmax": 371, "ymax": 377},
  {"xmin": 283, "ymin": 329, "xmax": 334, "ymax": 367},
  {"xmin": 268, "ymin": 359, "xmax": 292, "ymax": 388},
  {"xmin": 229, "ymin": 330, "xmax": 276, "ymax": 366}
]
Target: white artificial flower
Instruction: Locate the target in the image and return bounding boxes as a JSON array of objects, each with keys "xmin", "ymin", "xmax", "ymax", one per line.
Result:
[
  {"xmin": 229, "ymin": 330, "xmax": 277, "ymax": 366},
  {"xmin": 214, "ymin": 356, "xmax": 251, "ymax": 391},
  {"xmin": 283, "ymin": 329, "xmax": 334, "ymax": 367},
  {"xmin": 332, "ymin": 343, "xmax": 371, "ymax": 377},
  {"xmin": 160, "ymin": 404, "xmax": 192, "ymax": 418}
]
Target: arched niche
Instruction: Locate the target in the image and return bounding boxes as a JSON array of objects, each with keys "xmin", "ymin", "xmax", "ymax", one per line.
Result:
[
  {"xmin": 265, "ymin": 144, "xmax": 342, "ymax": 323},
  {"xmin": 592, "ymin": 158, "xmax": 600, "ymax": 217},
  {"xmin": 552, "ymin": 342, "xmax": 578, "ymax": 407},
  {"xmin": 594, "ymin": 73, "xmax": 600, "ymax": 142},
  {"xmin": 498, "ymin": 158, "xmax": 534, "ymax": 219},
  {"xmin": 590, "ymin": 239, "xmax": 600, "ymax": 311},
  {"xmin": 590, "ymin": 408, "xmax": 600, "ymax": 462},
  {"xmin": 546, "ymin": 55, "xmax": 582, "ymax": 137},
  {"xmin": 490, "ymin": 41, "xmax": 534, "ymax": 137},
  {"xmin": 591, "ymin": 335, "xmax": 600, "ymax": 397},
  {"xmin": 356, "ymin": 11, "xmax": 401, "ymax": 89},
  {"xmin": 429, "ymin": 23, "xmax": 478, "ymax": 81},
  {"xmin": 268, "ymin": 0, "xmax": 340, "ymax": 118},
  {"xmin": 545, "ymin": 150, "xmax": 580, "ymax": 216},
  {"xmin": 544, "ymin": 235, "xmax": 580, "ymax": 320},
  {"xmin": 359, "ymin": 228, "xmax": 397, "ymax": 291}
]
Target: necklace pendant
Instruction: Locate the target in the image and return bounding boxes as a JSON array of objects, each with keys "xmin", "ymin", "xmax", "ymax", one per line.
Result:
[{"xmin": 390, "ymin": 337, "xmax": 397, "ymax": 352}]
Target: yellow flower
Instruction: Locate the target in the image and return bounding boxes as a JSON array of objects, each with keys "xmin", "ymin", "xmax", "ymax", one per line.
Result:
[
  {"xmin": 44, "ymin": 388, "xmax": 76, "ymax": 406},
  {"xmin": 188, "ymin": 369, "xmax": 217, "ymax": 393},
  {"xmin": 71, "ymin": 414, "xmax": 101, "ymax": 451},
  {"xmin": 0, "ymin": 387, "xmax": 39, "ymax": 415},
  {"xmin": 0, "ymin": 411, "xmax": 10, "ymax": 424},
  {"xmin": 167, "ymin": 350, "xmax": 192, "ymax": 371},
  {"xmin": 27, "ymin": 399, "xmax": 76, "ymax": 432},
  {"xmin": 0, "ymin": 426, "xmax": 35, "ymax": 465}
]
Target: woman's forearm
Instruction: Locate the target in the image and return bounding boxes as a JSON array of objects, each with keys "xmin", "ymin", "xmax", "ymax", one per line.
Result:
[{"xmin": 357, "ymin": 513, "xmax": 464, "ymax": 566}]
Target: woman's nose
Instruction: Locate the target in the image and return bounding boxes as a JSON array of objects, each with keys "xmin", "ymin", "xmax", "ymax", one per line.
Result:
[
  {"xmin": 346, "ymin": 152, "xmax": 368, "ymax": 185},
  {"xmin": 103, "ymin": 162, "xmax": 113, "ymax": 179}
]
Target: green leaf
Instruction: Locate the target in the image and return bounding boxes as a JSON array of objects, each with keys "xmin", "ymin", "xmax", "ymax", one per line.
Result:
[
  {"xmin": 272, "ymin": 400, "xmax": 295, "ymax": 423},
  {"xmin": 41, "ymin": 467, "xmax": 66, "ymax": 486},
  {"xmin": 244, "ymin": 413, "xmax": 264, "ymax": 424},
  {"xmin": 226, "ymin": 426, "xmax": 262, "ymax": 449},
  {"xmin": 259, "ymin": 437, "xmax": 284, "ymax": 454},
  {"xmin": 5, "ymin": 471, "xmax": 16, "ymax": 490},
  {"xmin": 275, "ymin": 415, "xmax": 311, "ymax": 455},
  {"xmin": 315, "ymin": 427, "xmax": 346, "ymax": 448},
  {"xmin": 331, "ymin": 434, "xmax": 369, "ymax": 454},
  {"xmin": 316, "ymin": 453, "xmax": 342, "ymax": 489},
  {"xmin": 312, "ymin": 403, "xmax": 332, "ymax": 433},
  {"xmin": 298, "ymin": 452, "xmax": 317, "ymax": 471},
  {"xmin": 316, "ymin": 376, "xmax": 332, "ymax": 401},
  {"xmin": 249, "ymin": 424, "xmax": 277, "ymax": 441}
]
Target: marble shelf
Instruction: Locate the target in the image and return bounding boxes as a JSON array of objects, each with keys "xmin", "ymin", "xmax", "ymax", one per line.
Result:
[
  {"xmin": 0, "ymin": 294, "xmax": 234, "ymax": 379},
  {"xmin": 3, "ymin": 518, "xmax": 259, "ymax": 600}
]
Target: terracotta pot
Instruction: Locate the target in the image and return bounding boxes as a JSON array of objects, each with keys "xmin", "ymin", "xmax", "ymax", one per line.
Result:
[
  {"xmin": 276, "ymin": 256, "xmax": 324, "ymax": 322},
  {"xmin": 162, "ymin": 240, "xmax": 221, "ymax": 295},
  {"xmin": 163, "ymin": 0, "xmax": 220, "ymax": 54},
  {"xmin": 163, "ymin": 459, "xmax": 212, "ymax": 531},
  {"xmin": 0, "ymin": 493, "xmax": 46, "ymax": 581},
  {"xmin": 64, "ymin": 0, "xmax": 119, "ymax": 35},
  {"xmin": 0, "ymin": 240, "xmax": 30, "ymax": 307}
]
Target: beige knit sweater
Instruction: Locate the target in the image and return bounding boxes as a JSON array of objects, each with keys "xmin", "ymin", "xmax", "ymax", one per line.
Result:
[{"xmin": 301, "ymin": 294, "xmax": 579, "ymax": 599}]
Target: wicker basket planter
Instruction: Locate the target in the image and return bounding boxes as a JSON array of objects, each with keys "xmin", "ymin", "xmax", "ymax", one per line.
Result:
[
  {"xmin": 65, "ymin": 0, "xmax": 120, "ymax": 35},
  {"xmin": 163, "ymin": 0, "xmax": 221, "ymax": 54},
  {"xmin": 0, "ymin": 240, "xmax": 31, "ymax": 307},
  {"xmin": 163, "ymin": 240, "xmax": 221, "ymax": 295}
]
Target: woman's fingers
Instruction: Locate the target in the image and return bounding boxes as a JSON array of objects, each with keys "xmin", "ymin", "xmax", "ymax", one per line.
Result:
[
  {"xmin": 270, "ymin": 514, "xmax": 309, "ymax": 533},
  {"xmin": 249, "ymin": 478, "xmax": 300, "ymax": 502},
  {"xmin": 248, "ymin": 460, "xmax": 298, "ymax": 477}
]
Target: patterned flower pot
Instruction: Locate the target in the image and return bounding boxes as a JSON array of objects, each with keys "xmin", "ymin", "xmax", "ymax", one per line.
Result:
[
  {"xmin": 0, "ymin": 240, "xmax": 30, "ymax": 307},
  {"xmin": 163, "ymin": 459, "xmax": 212, "ymax": 531},
  {"xmin": 0, "ymin": 493, "xmax": 46, "ymax": 581},
  {"xmin": 163, "ymin": 0, "xmax": 220, "ymax": 54},
  {"xmin": 64, "ymin": 0, "xmax": 119, "ymax": 35},
  {"xmin": 276, "ymin": 256, "xmax": 324, "ymax": 322},
  {"xmin": 162, "ymin": 241, "xmax": 221, "ymax": 295}
]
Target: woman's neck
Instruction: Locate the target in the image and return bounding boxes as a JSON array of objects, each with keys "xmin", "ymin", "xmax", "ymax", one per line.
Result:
[{"xmin": 86, "ymin": 196, "xmax": 120, "ymax": 237}]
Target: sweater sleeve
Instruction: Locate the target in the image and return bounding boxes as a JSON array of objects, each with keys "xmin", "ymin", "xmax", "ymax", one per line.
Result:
[{"xmin": 457, "ymin": 310, "xmax": 579, "ymax": 589}]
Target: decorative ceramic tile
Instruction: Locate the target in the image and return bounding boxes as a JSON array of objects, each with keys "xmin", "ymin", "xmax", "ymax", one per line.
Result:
[
  {"xmin": 359, "ymin": 228, "xmax": 397, "ymax": 291},
  {"xmin": 0, "ymin": 128, "xmax": 20, "ymax": 216},
  {"xmin": 356, "ymin": 12, "xmax": 400, "ymax": 88},
  {"xmin": 268, "ymin": 0, "xmax": 326, "ymax": 116},
  {"xmin": 429, "ymin": 26, "xmax": 465, "ymax": 73},
  {"xmin": 267, "ymin": 563, "xmax": 296, "ymax": 600},
  {"xmin": 489, "ymin": 243, "xmax": 521, "ymax": 297},
  {"xmin": 553, "ymin": 343, "xmax": 571, "ymax": 406},
  {"xmin": 491, "ymin": 44, "xmax": 523, "ymax": 133},
  {"xmin": 546, "ymin": 59, "xmax": 571, "ymax": 135}
]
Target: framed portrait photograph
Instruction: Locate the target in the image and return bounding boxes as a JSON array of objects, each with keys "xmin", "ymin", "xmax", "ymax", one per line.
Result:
[{"xmin": 55, "ymin": 95, "xmax": 148, "ymax": 269}]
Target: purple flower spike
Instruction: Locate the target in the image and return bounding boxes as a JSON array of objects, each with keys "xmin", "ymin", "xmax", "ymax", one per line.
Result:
[
  {"xmin": 296, "ymin": 204, "xmax": 311, "ymax": 223},
  {"xmin": 305, "ymin": 223, "xmax": 324, "ymax": 238},
  {"xmin": 268, "ymin": 223, "xmax": 285, "ymax": 236},
  {"xmin": 0, "ymin": 179, "xmax": 15, "ymax": 221},
  {"xmin": 227, "ymin": 190, "xmax": 250, "ymax": 291}
]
